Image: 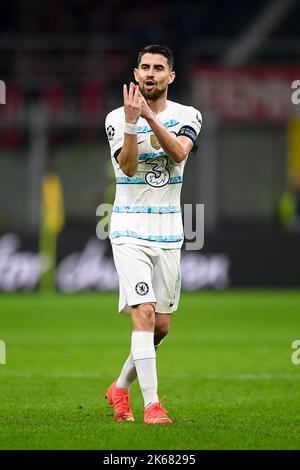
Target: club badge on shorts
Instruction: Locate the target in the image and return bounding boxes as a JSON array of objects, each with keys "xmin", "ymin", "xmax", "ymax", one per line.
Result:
[{"xmin": 135, "ymin": 282, "xmax": 149, "ymax": 296}]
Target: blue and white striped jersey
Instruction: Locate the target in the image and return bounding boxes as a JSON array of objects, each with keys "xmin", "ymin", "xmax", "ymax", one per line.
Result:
[{"xmin": 105, "ymin": 100, "xmax": 202, "ymax": 248}]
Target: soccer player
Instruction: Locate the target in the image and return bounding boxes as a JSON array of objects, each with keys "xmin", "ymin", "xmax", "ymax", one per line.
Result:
[{"xmin": 104, "ymin": 44, "xmax": 202, "ymax": 424}]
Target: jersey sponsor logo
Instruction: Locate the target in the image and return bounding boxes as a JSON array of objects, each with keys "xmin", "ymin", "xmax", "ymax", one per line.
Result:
[
  {"xmin": 135, "ymin": 282, "xmax": 149, "ymax": 296},
  {"xmin": 150, "ymin": 134, "xmax": 161, "ymax": 150},
  {"xmin": 106, "ymin": 125, "xmax": 115, "ymax": 140},
  {"xmin": 145, "ymin": 157, "xmax": 170, "ymax": 187}
]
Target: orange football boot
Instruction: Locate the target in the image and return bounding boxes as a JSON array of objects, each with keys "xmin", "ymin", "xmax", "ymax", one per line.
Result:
[
  {"xmin": 144, "ymin": 399, "xmax": 172, "ymax": 425},
  {"xmin": 105, "ymin": 381, "xmax": 134, "ymax": 422}
]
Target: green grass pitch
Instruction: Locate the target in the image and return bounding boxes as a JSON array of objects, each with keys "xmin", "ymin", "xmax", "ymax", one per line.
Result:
[{"xmin": 0, "ymin": 290, "xmax": 300, "ymax": 450}]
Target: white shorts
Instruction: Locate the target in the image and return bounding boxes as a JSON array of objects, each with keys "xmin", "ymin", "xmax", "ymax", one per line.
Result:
[{"xmin": 112, "ymin": 243, "xmax": 181, "ymax": 315}]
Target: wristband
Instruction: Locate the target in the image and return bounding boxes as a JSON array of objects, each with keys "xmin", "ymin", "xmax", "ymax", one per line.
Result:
[{"xmin": 125, "ymin": 122, "xmax": 138, "ymax": 135}]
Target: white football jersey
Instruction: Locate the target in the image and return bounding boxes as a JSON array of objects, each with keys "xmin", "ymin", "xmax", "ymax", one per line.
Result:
[{"xmin": 105, "ymin": 100, "xmax": 202, "ymax": 248}]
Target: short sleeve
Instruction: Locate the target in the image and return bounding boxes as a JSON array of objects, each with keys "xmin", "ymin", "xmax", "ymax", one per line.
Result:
[
  {"xmin": 105, "ymin": 110, "xmax": 125, "ymax": 159},
  {"xmin": 177, "ymin": 107, "xmax": 202, "ymax": 146}
]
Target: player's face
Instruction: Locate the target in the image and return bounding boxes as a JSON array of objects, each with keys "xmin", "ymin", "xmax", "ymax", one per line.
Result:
[{"xmin": 134, "ymin": 53, "xmax": 175, "ymax": 100}]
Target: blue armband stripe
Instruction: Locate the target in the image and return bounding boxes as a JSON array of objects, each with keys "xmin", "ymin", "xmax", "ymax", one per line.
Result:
[{"xmin": 177, "ymin": 125, "xmax": 197, "ymax": 144}]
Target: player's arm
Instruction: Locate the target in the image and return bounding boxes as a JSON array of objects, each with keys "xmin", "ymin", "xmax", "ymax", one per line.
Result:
[
  {"xmin": 144, "ymin": 115, "xmax": 193, "ymax": 163},
  {"xmin": 117, "ymin": 83, "xmax": 143, "ymax": 177},
  {"xmin": 139, "ymin": 95, "xmax": 193, "ymax": 163}
]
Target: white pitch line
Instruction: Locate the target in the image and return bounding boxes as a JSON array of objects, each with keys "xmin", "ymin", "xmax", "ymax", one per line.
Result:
[
  {"xmin": 0, "ymin": 371, "xmax": 300, "ymax": 380},
  {"xmin": 203, "ymin": 373, "xmax": 300, "ymax": 381}
]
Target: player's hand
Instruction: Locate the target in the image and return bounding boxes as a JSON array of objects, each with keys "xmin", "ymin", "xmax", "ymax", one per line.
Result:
[
  {"xmin": 139, "ymin": 93, "xmax": 154, "ymax": 120},
  {"xmin": 123, "ymin": 82, "xmax": 142, "ymax": 124}
]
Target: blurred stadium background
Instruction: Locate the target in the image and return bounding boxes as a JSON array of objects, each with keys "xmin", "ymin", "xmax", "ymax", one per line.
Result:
[
  {"xmin": 1, "ymin": 0, "xmax": 300, "ymax": 293},
  {"xmin": 1, "ymin": 0, "xmax": 300, "ymax": 452}
]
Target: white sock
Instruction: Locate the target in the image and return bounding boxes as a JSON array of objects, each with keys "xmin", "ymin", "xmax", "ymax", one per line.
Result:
[
  {"xmin": 131, "ymin": 331, "xmax": 158, "ymax": 408},
  {"xmin": 116, "ymin": 340, "xmax": 163, "ymax": 390},
  {"xmin": 116, "ymin": 352, "xmax": 137, "ymax": 390}
]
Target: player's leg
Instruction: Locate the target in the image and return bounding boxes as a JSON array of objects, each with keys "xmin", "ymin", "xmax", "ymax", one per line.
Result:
[
  {"xmin": 112, "ymin": 309, "xmax": 174, "ymax": 424},
  {"xmin": 136, "ymin": 312, "xmax": 173, "ymax": 424},
  {"xmin": 131, "ymin": 301, "xmax": 159, "ymax": 409},
  {"xmin": 107, "ymin": 244, "xmax": 176, "ymax": 423},
  {"xmin": 110, "ymin": 312, "xmax": 169, "ymax": 415},
  {"xmin": 106, "ymin": 244, "xmax": 157, "ymax": 422},
  {"xmin": 142, "ymin": 248, "xmax": 181, "ymax": 424},
  {"xmin": 113, "ymin": 243, "xmax": 157, "ymax": 392},
  {"xmin": 115, "ymin": 313, "xmax": 170, "ymax": 391},
  {"xmin": 154, "ymin": 312, "xmax": 171, "ymax": 347}
]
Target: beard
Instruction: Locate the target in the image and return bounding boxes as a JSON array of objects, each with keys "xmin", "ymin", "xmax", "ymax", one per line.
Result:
[{"xmin": 139, "ymin": 84, "xmax": 167, "ymax": 101}]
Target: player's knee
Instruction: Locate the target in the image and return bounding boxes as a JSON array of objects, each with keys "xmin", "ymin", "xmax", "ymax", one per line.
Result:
[
  {"xmin": 139, "ymin": 303, "xmax": 155, "ymax": 326},
  {"xmin": 132, "ymin": 302, "xmax": 155, "ymax": 330},
  {"xmin": 155, "ymin": 323, "xmax": 169, "ymax": 340}
]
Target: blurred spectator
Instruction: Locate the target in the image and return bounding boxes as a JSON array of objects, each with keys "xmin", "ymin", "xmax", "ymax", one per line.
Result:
[{"xmin": 279, "ymin": 182, "xmax": 300, "ymax": 231}]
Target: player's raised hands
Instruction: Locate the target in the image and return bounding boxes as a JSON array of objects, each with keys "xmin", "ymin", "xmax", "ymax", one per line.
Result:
[
  {"xmin": 138, "ymin": 93, "xmax": 154, "ymax": 120},
  {"xmin": 123, "ymin": 82, "xmax": 143, "ymax": 124}
]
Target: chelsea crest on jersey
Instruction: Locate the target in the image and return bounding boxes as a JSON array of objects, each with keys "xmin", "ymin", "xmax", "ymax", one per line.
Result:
[{"xmin": 105, "ymin": 100, "xmax": 202, "ymax": 248}]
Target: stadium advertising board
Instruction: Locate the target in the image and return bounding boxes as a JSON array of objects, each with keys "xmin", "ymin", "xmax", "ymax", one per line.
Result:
[
  {"xmin": 193, "ymin": 66, "xmax": 300, "ymax": 121},
  {"xmin": 0, "ymin": 233, "xmax": 230, "ymax": 292},
  {"xmin": 1, "ymin": 230, "xmax": 300, "ymax": 291}
]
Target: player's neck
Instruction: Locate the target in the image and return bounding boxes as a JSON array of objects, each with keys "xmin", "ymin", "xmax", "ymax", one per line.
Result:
[{"xmin": 147, "ymin": 96, "xmax": 168, "ymax": 115}]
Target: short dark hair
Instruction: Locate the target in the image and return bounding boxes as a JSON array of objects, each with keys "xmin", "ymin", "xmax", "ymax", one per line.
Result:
[{"xmin": 137, "ymin": 45, "xmax": 174, "ymax": 70}]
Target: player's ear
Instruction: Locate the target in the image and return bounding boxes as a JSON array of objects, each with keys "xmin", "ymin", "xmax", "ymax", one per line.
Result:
[
  {"xmin": 168, "ymin": 71, "xmax": 175, "ymax": 85},
  {"xmin": 134, "ymin": 68, "xmax": 139, "ymax": 82}
]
